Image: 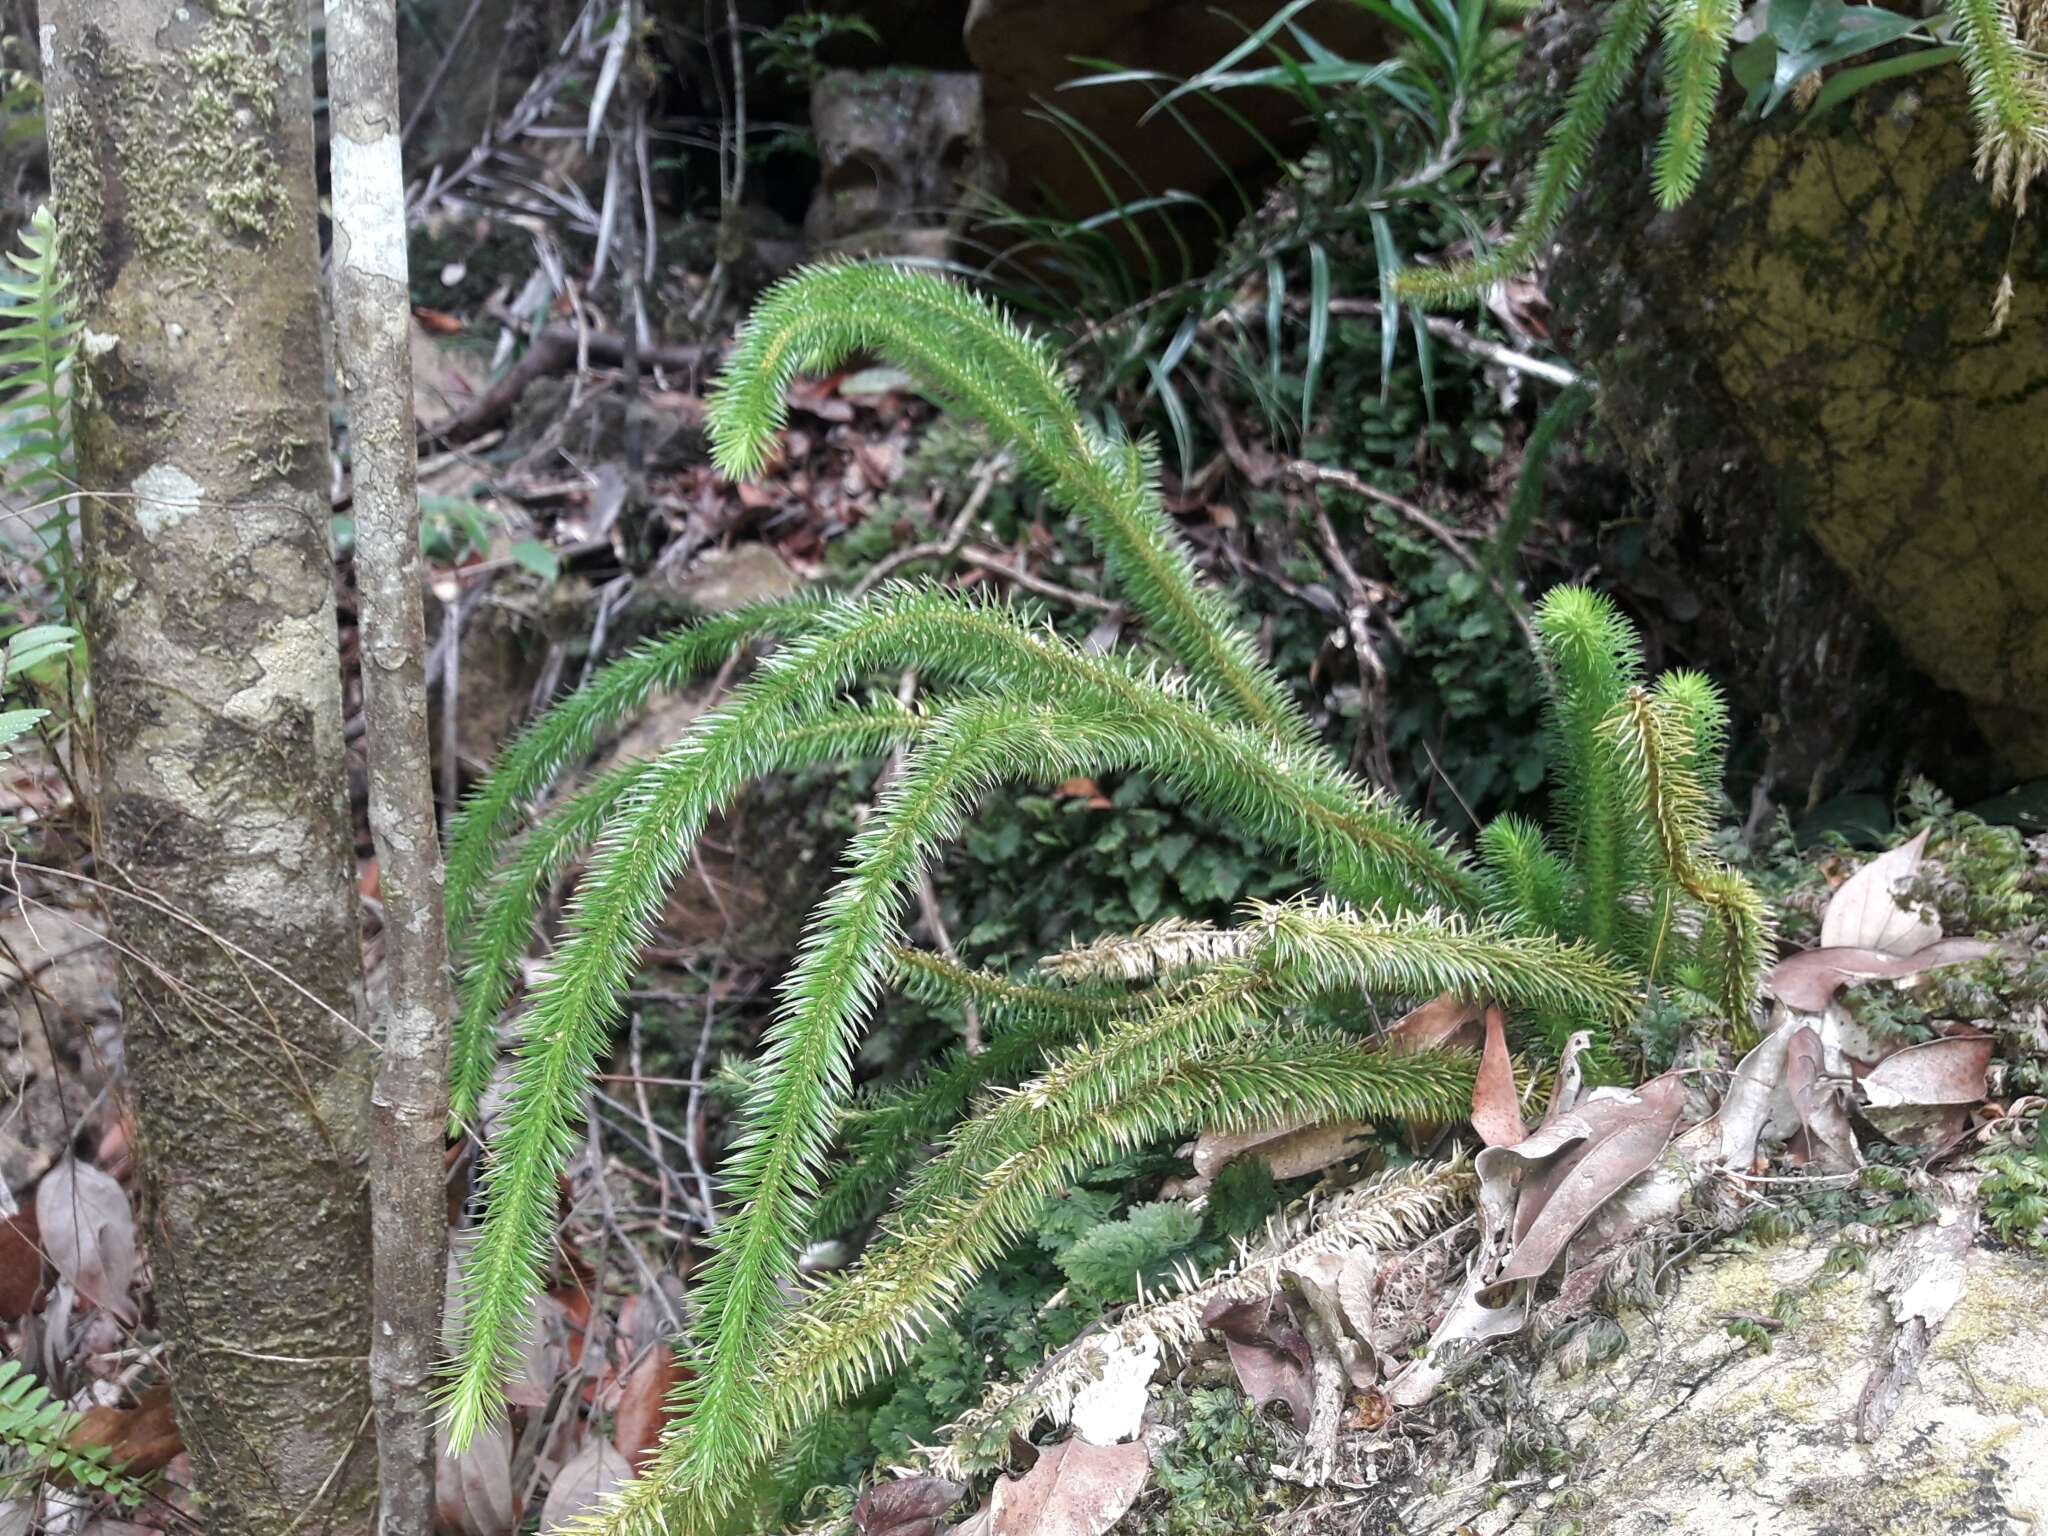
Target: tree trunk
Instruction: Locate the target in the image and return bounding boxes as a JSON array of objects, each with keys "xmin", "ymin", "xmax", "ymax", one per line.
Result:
[
  {"xmin": 325, "ymin": 0, "xmax": 455, "ymax": 1529},
  {"xmin": 40, "ymin": 3, "xmax": 377, "ymax": 1531}
]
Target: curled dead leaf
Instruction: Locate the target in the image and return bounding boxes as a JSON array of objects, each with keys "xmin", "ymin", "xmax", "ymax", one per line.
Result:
[
  {"xmin": 1470, "ymin": 1006, "xmax": 1525, "ymax": 1149},
  {"xmin": 1482, "ymin": 1075, "xmax": 1685, "ymax": 1286},
  {"xmin": 538, "ymin": 1440, "xmax": 629, "ymax": 1532},
  {"xmin": 611, "ymin": 1342, "xmax": 682, "ymax": 1473},
  {"xmin": 1784, "ymin": 1026, "xmax": 1861, "ymax": 1174},
  {"xmin": 1766, "ymin": 939, "xmax": 2003, "ymax": 1013},
  {"xmin": 1383, "ymin": 994, "xmax": 1482, "ymax": 1054},
  {"xmin": 1189, "ymin": 1117, "xmax": 1372, "ymax": 1183},
  {"xmin": 435, "ymin": 1422, "xmax": 518, "ymax": 1536},
  {"xmin": 1201, "ymin": 1293, "xmax": 1311, "ymax": 1427}
]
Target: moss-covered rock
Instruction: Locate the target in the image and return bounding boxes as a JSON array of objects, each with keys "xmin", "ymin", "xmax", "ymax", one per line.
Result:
[{"xmin": 1544, "ymin": 25, "xmax": 2048, "ymax": 781}]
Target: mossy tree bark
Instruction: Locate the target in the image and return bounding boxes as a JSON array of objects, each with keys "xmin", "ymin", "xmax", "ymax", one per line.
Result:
[{"xmin": 41, "ymin": 2, "xmax": 377, "ymax": 1531}]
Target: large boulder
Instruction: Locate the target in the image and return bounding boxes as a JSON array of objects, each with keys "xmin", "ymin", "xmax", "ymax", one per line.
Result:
[
  {"xmin": 1544, "ymin": 31, "xmax": 2048, "ymax": 778},
  {"xmin": 964, "ymin": 0, "xmax": 1392, "ymax": 229}
]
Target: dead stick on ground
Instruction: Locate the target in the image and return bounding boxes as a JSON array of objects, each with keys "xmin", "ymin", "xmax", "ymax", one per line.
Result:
[{"xmin": 325, "ymin": 4, "xmax": 456, "ymax": 1530}]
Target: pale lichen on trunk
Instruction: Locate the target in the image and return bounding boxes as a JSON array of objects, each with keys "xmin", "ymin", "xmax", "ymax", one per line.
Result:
[
  {"xmin": 42, "ymin": 0, "xmax": 376, "ymax": 1530},
  {"xmin": 325, "ymin": 0, "xmax": 455, "ymax": 1531}
]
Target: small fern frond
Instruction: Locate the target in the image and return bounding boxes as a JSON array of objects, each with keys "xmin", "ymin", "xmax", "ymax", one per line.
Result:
[
  {"xmin": 1948, "ymin": 0, "xmax": 2048, "ymax": 207},
  {"xmin": 443, "ymin": 597, "xmax": 824, "ymax": 947},
  {"xmin": 1392, "ymin": 0, "xmax": 1656, "ymax": 306},
  {"xmin": 1607, "ymin": 687, "xmax": 1770, "ymax": 1028},
  {"xmin": 708, "ymin": 263, "xmax": 1315, "ymax": 748},
  {"xmin": 1654, "ymin": 0, "xmax": 1738, "ymax": 207},
  {"xmin": 0, "ymin": 1361, "xmax": 148, "ymax": 1505},
  {"xmin": 0, "ymin": 206, "xmax": 82, "ymax": 580}
]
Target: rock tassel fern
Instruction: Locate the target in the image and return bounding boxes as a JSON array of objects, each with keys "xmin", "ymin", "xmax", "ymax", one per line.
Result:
[{"xmin": 437, "ymin": 265, "xmax": 1768, "ymax": 1535}]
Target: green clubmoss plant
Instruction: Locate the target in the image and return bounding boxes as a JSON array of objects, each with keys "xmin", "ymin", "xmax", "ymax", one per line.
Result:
[{"xmin": 435, "ymin": 264, "xmax": 1770, "ymax": 1536}]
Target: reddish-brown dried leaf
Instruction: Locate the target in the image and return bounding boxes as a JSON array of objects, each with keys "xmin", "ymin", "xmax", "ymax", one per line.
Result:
[
  {"xmin": 1494, "ymin": 1075, "xmax": 1684, "ymax": 1284},
  {"xmin": 852, "ymin": 1475, "xmax": 966, "ymax": 1536},
  {"xmin": 987, "ymin": 1439, "xmax": 1149, "ymax": 1536},
  {"xmin": 1785, "ymin": 1026, "xmax": 1862, "ymax": 1173},
  {"xmin": 1862, "ymin": 1034, "xmax": 1994, "ymax": 1108},
  {"xmin": 1201, "ymin": 1294, "xmax": 1311, "ymax": 1427},
  {"xmin": 1470, "ymin": 1006, "xmax": 1526, "ymax": 1149},
  {"xmin": 0, "ymin": 1210, "xmax": 42, "ymax": 1320},
  {"xmin": 611, "ymin": 1343, "xmax": 681, "ymax": 1473},
  {"xmin": 1766, "ymin": 939, "xmax": 2002, "ymax": 1013},
  {"xmin": 1190, "ymin": 1117, "xmax": 1372, "ymax": 1182},
  {"xmin": 68, "ymin": 1385, "xmax": 182, "ymax": 1478}
]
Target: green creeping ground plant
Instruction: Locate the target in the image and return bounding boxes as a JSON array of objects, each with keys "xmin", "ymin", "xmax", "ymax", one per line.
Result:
[
  {"xmin": 436, "ymin": 265, "xmax": 1769, "ymax": 1534},
  {"xmin": 0, "ymin": 1360, "xmax": 149, "ymax": 1506},
  {"xmin": 1395, "ymin": 0, "xmax": 2048, "ymax": 306}
]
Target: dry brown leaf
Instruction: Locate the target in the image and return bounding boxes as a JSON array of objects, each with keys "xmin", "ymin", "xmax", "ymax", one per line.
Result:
[
  {"xmin": 539, "ymin": 1440, "xmax": 629, "ymax": 1532},
  {"xmin": 1470, "ymin": 1006, "xmax": 1525, "ymax": 1149},
  {"xmin": 1200, "ymin": 1293, "xmax": 1311, "ymax": 1427},
  {"xmin": 611, "ymin": 1343, "xmax": 682, "ymax": 1473},
  {"xmin": 1859, "ymin": 1035, "xmax": 1994, "ymax": 1150},
  {"xmin": 1189, "ymin": 1117, "xmax": 1372, "ymax": 1182},
  {"xmin": 435, "ymin": 1422, "xmax": 518, "ymax": 1536},
  {"xmin": 1862, "ymin": 1034, "xmax": 1994, "ymax": 1109},
  {"xmin": 507, "ymin": 1293, "xmax": 571, "ymax": 1409},
  {"xmin": 852, "ymin": 1475, "xmax": 966, "ymax": 1536},
  {"xmin": 1382, "ymin": 994, "xmax": 1482, "ymax": 1054},
  {"xmin": 987, "ymin": 1438, "xmax": 1149, "ymax": 1536},
  {"xmin": 35, "ymin": 1159, "xmax": 135, "ymax": 1323},
  {"xmin": 1766, "ymin": 939, "xmax": 2003, "ymax": 1013},
  {"xmin": 1785, "ymin": 1026, "xmax": 1861, "ymax": 1174},
  {"xmin": 1488, "ymin": 1075, "xmax": 1684, "ymax": 1285},
  {"xmin": 1820, "ymin": 829, "xmax": 1940, "ymax": 954}
]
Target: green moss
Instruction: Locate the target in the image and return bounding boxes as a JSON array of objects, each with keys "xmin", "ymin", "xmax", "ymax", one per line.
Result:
[
  {"xmin": 45, "ymin": 101, "xmax": 102, "ymax": 300},
  {"xmin": 1131, "ymin": 1386, "xmax": 1301, "ymax": 1536},
  {"xmin": 56, "ymin": 0, "xmax": 298, "ymax": 285}
]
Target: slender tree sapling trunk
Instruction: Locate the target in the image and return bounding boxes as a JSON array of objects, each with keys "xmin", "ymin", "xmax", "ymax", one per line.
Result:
[{"xmin": 326, "ymin": 0, "xmax": 456, "ymax": 1530}]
